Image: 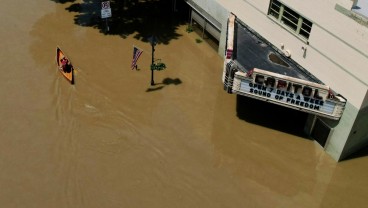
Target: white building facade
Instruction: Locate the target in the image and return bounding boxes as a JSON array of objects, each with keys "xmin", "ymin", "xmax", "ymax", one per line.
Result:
[{"xmin": 185, "ymin": 0, "xmax": 368, "ymax": 161}]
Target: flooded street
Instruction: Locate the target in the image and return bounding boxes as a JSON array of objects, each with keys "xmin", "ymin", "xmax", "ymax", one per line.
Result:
[{"xmin": 1, "ymin": 1, "xmax": 368, "ymax": 207}]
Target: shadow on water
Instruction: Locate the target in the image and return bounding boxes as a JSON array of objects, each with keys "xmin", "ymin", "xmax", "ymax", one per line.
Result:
[
  {"xmin": 146, "ymin": 77, "xmax": 182, "ymax": 92},
  {"xmin": 50, "ymin": 0, "xmax": 190, "ymax": 44},
  {"xmin": 161, "ymin": 77, "xmax": 182, "ymax": 85},
  {"xmin": 236, "ymin": 95, "xmax": 309, "ymax": 137},
  {"xmin": 342, "ymin": 144, "xmax": 368, "ymax": 161}
]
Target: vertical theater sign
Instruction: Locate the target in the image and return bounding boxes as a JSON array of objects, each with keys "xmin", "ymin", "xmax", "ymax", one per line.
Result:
[{"xmin": 223, "ymin": 14, "xmax": 346, "ymax": 120}]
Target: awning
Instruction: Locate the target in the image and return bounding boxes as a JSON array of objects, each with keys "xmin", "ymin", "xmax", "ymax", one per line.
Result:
[{"xmin": 185, "ymin": 0, "xmax": 222, "ymax": 31}]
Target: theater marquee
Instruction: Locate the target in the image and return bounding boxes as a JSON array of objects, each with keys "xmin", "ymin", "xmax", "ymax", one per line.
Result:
[
  {"xmin": 222, "ymin": 13, "xmax": 346, "ymax": 120},
  {"xmin": 231, "ymin": 68, "xmax": 346, "ymax": 120}
]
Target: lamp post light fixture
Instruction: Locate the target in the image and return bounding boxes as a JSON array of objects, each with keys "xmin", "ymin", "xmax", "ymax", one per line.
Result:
[
  {"xmin": 150, "ymin": 36, "xmax": 157, "ymax": 86},
  {"xmin": 148, "ymin": 36, "xmax": 166, "ymax": 86}
]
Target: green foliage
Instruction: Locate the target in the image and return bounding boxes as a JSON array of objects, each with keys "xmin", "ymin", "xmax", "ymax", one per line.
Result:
[{"xmin": 186, "ymin": 25, "xmax": 193, "ymax": 33}]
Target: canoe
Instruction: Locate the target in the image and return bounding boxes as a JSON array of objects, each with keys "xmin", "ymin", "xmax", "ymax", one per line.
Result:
[{"xmin": 56, "ymin": 46, "xmax": 74, "ymax": 84}]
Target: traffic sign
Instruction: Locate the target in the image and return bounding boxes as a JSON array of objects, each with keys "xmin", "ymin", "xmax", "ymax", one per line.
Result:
[
  {"xmin": 101, "ymin": 8, "xmax": 112, "ymax": 18},
  {"xmin": 101, "ymin": 1, "xmax": 112, "ymax": 18},
  {"xmin": 101, "ymin": 1, "xmax": 110, "ymax": 9}
]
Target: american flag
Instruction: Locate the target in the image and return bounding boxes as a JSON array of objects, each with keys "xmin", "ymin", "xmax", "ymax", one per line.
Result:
[{"xmin": 131, "ymin": 46, "xmax": 143, "ymax": 69}]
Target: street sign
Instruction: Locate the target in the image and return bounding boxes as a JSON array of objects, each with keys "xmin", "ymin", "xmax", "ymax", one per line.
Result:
[
  {"xmin": 101, "ymin": 9, "xmax": 112, "ymax": 18},
  {"xmin": 101, "ymin": 1, "xmax": 112, "ymax": 18},
  {"xmin": 101, "ymin": 1, "xmax": 110, "ymax": 9}
]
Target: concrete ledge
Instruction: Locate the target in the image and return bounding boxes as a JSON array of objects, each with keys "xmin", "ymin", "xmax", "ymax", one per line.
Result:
[{"xmin": 335, "ymin": 3, "xmax": 368, "ymax": 27}]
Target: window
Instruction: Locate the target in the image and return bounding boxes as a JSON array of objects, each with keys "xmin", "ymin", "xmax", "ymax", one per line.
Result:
[{"xmin": 268, "ymin": 0, "xmax": 313, "ymax": 40}]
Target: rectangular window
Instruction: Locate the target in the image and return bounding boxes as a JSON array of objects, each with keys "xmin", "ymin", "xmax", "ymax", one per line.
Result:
[
  {"xmin": 300, "ymin": 18, "xmax": 312, "ymax": 39},
  {"xmin": 281, "ymin": 6, "xmax": 299, "ymax": 31},
  {"xmin": 269, "ymin": 0, "xmax": 281, "ymax": 19},
  {"xmin": 268, "ymin": 0, "xmax": 312, "ymax": 40}
]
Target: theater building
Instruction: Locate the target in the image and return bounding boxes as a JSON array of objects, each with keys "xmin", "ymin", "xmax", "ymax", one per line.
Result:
[{"xmin": 184, "ymin": 0, "xmax": 368, "ymax": 161}]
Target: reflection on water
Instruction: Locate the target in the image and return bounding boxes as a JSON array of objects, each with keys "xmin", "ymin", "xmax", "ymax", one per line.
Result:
[{"xmin": 1, "ymin": 1, "xmax": 368, "ymax": 208}]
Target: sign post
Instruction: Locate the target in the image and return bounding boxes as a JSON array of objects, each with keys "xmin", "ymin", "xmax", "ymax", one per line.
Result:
[{"xmin": 101, "ymin": 1, "xmax": 112, "ymax": 32}]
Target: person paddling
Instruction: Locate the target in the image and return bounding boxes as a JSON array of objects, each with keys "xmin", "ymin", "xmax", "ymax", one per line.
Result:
[{"xmin": 60, "ymin": 57, "xmax": 72, "ymax": 73}]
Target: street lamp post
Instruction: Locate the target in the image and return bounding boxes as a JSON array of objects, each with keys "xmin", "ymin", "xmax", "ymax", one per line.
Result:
[{"xmin": 150, "ymin": 36, "xmax": 157, "ymax": 86}]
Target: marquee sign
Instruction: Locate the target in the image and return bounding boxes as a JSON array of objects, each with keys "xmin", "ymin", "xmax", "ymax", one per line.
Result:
[{"xmin": 231, "ymin": 68, "xmax": 346, "ymax": 120}]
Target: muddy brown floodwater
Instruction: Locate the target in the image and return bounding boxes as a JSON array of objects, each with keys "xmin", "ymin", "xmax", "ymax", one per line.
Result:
[{"xmin": 1, "ymin": 1, "xmax": 368, "ymax": 208}]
